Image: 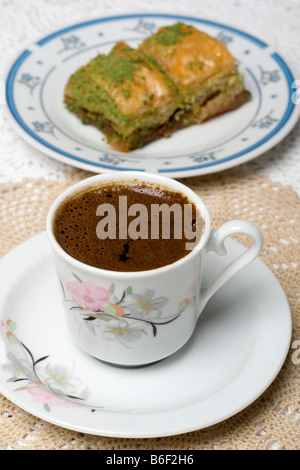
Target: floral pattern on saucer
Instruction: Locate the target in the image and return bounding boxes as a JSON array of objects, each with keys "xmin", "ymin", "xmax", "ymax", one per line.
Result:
[
  {"xmin": 62, "ymin": 275, "xmax": 194, "ymax": 348},
  {"xmin": 0, "ymin": 319, "xmax": 88, "ymax": 412}
]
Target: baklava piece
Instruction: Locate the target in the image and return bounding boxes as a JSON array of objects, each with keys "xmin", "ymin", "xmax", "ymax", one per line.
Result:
[
  {"xmin": 139, "ymin": 23, "xmax": 250, "ymax": 128},
  {"xmin": 64, "ymin": 24, "xmax": 250, "ymax": 151},
  {"xmin": 64, "ymin": 42, "xmax": 181, "ymax": 152}
]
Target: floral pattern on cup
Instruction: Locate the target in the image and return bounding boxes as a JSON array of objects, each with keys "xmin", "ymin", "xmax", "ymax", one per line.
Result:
[
  {"xmin": 67, "ymin": 281, "xmax": 111, "ymax": 311},
  {"xmin": 63, "ymin": 275, "xmax": 192, "ymax": 348},
  {"xmin": 0, "ymin": 319, "xmax": 88, "ymax": 412}
]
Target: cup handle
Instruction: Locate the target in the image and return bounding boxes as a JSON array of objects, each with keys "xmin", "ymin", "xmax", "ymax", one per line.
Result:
[{"xmin": 199, "ymin": 220, "xmax": 264, "ymax": 313}]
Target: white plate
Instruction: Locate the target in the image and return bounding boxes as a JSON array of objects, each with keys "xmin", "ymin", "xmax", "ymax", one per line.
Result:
[
  {"xmin": 5, "ymin": 13, "xmax": 300, "ymax": 177},
  {"xmin": 0, "ymin": 233, "xmax": 291, "ymax": 438}
]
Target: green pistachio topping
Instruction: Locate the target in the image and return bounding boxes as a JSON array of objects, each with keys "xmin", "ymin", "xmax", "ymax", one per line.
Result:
[
  {"xmin": 94, "ymin": 49, "xmax": 143, "ymax": 83},
  {"xmin": 122, "ymin": 89, "xmax": 131, "ymax": 99},
  {"xmin": 155, "ymin": 23, "xmax": 193, "ymax": 46}
]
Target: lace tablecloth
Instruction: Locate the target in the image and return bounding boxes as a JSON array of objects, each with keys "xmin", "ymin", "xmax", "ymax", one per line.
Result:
[{"xmin": 0, "ymin": 0, "xmax": 300, "ymax": 193}]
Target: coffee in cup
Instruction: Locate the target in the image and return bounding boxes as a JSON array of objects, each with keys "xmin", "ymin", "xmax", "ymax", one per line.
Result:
[{"xmin": 53, "ymin": 180, "xmax": 204, "ymax": 272}]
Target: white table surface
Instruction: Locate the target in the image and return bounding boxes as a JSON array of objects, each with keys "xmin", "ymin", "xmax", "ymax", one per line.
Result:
[{"xmin": 0, "ymin": 0, "xmax": 299, "ymax": 195}]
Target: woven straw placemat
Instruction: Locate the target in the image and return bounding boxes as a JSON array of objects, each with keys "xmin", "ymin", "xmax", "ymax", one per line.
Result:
[{"xmin": 0, "ymin": 169, "xmax": 299, "ymax": 450}]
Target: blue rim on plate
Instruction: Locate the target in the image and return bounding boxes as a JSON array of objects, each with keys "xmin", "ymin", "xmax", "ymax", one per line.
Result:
[{"xmin": 5, "ymin": 13, "xmax": 300, "ymax": 176}]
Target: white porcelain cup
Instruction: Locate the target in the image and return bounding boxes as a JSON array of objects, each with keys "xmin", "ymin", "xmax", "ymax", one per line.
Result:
[{"xmin": 46, "ymin": 172, "xmax": 264, "ymax": 367}]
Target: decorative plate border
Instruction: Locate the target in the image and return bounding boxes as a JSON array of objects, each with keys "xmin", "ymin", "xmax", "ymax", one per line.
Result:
[{"xmin": 5, "ymin": 13, "xmax": 299, "ymax": 176}]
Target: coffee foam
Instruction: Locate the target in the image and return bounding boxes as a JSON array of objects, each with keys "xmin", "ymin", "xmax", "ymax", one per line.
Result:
[{"xmin": 53, "ymin": 181, "xmax": 203, "ymax": 272}]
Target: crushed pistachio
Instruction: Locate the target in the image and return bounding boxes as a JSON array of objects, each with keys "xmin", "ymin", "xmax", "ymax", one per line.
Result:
[
  {"xmin": 155, "ymin": 23, "xmax": 192, "ymax": 46},
  {"xmin": 188, "ymin": 60, "xmax": 204, "ymax": 71},
  {"xmin": 94, "ymin": 49, "xmax": 143, "ymax": 83},
  {"xmin": 122, "ymin": 89, "xmax": 131, "ymax": 99}
]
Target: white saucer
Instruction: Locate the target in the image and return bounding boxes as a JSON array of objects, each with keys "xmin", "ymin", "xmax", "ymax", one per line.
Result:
[{"xmin": 0, "ymin": 233, "xmax": 291, "ymax": 438}]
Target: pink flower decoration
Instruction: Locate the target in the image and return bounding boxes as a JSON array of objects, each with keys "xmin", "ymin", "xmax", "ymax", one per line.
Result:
[
  {"xmin": 188, "ymin": 276, "xmax": 201, "ymax": 295},
  {"xmin": 67, "ymin": 280, "xmax": 111, "ymax": 311},
  {"xmin": 27, "ymin": 385, "xmax": 80, "ymax": 408}
]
